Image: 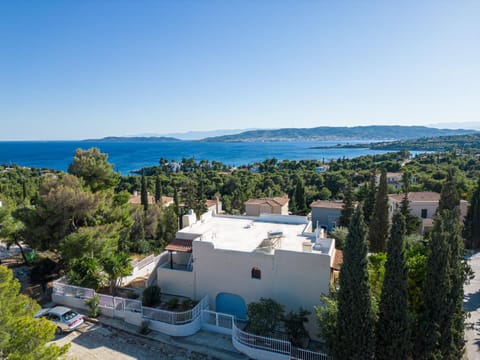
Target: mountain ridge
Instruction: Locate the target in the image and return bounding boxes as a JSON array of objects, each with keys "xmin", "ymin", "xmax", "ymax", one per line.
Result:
[{"xmin": 199, "ymin": 125, "xmax": 476, "ymax": 142}]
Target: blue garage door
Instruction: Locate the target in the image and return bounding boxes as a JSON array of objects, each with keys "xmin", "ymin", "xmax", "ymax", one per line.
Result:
[{"xmin": 215, "ymin": 293, "xmax": 247, "ymax": 320}]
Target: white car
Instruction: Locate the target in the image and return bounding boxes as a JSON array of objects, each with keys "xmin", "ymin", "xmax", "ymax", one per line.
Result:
[{"xmin": 35, "ymin": 306, "xmax": 84, "ymax": 333}]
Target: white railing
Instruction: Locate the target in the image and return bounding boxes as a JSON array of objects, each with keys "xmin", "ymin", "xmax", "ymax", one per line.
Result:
[
  {"xmin": 124, "ymin": 298, "xmax": 142, "ymax": 312},
  {"xmin": 53, "ymin": 283, "xmax": 95, "ymax": 299},
  {"xmin": 52, "ymin": 278, "xmax": 331, "ymax": 360},
  {"xmin": 232, "ymin": 321, "xmax": 291, "ymax": 355},
  {"xmin": 134, "ymin": 254, "xmax": 156, "ymax": 271},
  {"xmin": 231, "ymin": 317, "xmax": 331, "ymax": 360},
  {"xmin": 142, "ymin": 295, "xmax": 208, "ymax": 325},
  {"xmin": 291, "ymin": 347, "xmax": 331, "ymax": 360}
]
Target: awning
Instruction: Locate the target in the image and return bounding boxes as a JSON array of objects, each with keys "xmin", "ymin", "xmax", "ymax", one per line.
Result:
[{"xmin": 165, "ymin": 239, "xmax": 193, "ymax": 252}]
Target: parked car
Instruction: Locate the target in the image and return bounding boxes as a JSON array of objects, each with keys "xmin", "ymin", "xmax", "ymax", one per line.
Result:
[{"xmin": 35, "ymin": 306, "xmax": 84, "ymax": 333}]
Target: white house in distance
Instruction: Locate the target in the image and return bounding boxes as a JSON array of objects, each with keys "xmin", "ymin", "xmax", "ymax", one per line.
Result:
[
  {"xmin": 244, "ymin": 196, "xmax": 289, "ymax": 217},
  {"xmin": 388, "ymin": 191, "xmax": 468, "ymax": 232},
  {"xmin": 157, "ymin": 210, "xmax": 337, "ymax": 338}
]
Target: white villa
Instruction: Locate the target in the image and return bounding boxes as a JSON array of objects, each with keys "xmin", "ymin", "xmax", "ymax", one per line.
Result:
[{"xmin": 157, "ymin": 210, "xmax": 337, "ymax": 338}]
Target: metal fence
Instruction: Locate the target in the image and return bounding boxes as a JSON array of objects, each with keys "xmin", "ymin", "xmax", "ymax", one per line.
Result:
[
  {"xmin": 232, "ymin": 321, "xmax": 291, "ymax": 355},
  {"xmin": 202, "ymin": 310, "xmax": 233, "ymax": 328},
  {"xmin": 133, "ymin": 254, "xmax": 156, "ymax": 271},
  {"xmin": 53, "ymin": 282, "xmax": 95, "ymax": 299},
  {"xmin": 231, "ymin": 318, "xmax": 331, "ymax": 360},
  {"xmin": 291, "ymin": 347, "xmax": 331, "ymax": 360},
  {"xmin": 142, "ymin": 295, "xmax": 209, "ymax": 325}
]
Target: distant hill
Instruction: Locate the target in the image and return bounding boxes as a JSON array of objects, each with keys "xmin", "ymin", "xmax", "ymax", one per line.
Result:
[
  {"xmin": 360, "ymin": 133, "xmax": 480, "ymax": 151},
  {"xmin": 84, "ymin": 136, "xmax": 182, "ymax": 142},
  {"xmin": 200, "ymin": 126, "xmax": 475, "ymax": 142}
]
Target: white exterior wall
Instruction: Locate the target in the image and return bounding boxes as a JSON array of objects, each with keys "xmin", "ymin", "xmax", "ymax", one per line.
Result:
[
  {"xmin": 193, "ymin": 241, "xmax": 276, "ymax": 305},
  {"xmin": 191, "ymin": 241, "xmax": 331, "ymax": 338},
  {"xmin": 271, "ymin": 250, "xmax": 331, "ymax": 337},
  {"xmin": 390, "ymin": 199, "xmax": 438, "ymax": 219},
  {"xmin": 157, "ymin": 267, "xmax": 194, "ymax": 298}
]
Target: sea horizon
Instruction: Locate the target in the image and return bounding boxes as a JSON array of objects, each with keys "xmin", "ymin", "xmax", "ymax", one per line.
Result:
[{"xmin": 0, "ymin": 140, "xmax": 400, "ymax": 175}]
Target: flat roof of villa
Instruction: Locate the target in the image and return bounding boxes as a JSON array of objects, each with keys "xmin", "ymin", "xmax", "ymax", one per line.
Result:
[{"xmin": 177, "ymin": 214, "xmax": 332, "ymax": 254}]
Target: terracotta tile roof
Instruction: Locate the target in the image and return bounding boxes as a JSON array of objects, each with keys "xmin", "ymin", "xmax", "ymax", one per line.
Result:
[
  {"xmin": 165, "ymin": 239, "xmax": 193, "ymax": 252},
  {"xmin": 310, "ymin": 200, "xmax": 344, "ymax": 209},
  {"xmin": 161, "ymin": 196, "xmax": 174, "ymax": 204},
  {"xmin": 205, "ymin": 199, "xmax": 219, "ymax": 208},
  {"xmin": 388, "ymin": 192, "xmax": 440, "ymax": 203},
  {"xmin": 331, "ymin": 249, "xmax": 343, "ymax": 271},
  {"xmin": 245, "ymin": 197, "xmax": 289, "ymax": 207},
  {"xmin": 128, "ymin": 193, "xmax": 156, "ymax": 205}
]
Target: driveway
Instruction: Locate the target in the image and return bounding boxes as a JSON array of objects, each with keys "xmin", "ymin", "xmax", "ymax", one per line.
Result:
[
  {"xmin": 464, "ymin": 251, "xmax": 480, "ymax": 359},
  {"xmin": 53, "ymin": 322, "xmax": 210, "ymax": 360}
]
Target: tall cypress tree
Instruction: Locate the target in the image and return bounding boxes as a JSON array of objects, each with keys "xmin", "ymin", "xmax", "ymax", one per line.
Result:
[
  {"xmin": 363, "ymin": 169, "xmax": 377, "ymax": 226},
  {"xmin": 414, "ymin": 171, "xmax": 465, "ymax": 359},
  {"xmin": 438, "ymin": 170, "xmax": 465, "ymax": 359},
  {"xmin": 339, "ymin": 182, "xmax": 355, "ymax": 228},
  {"xmin": 335, "ymin": 207, "xmax": 375, "ymax": 360},
  {"xmin": 140, "ymin": 170, "xmax": 148, "ymax": 211},
  {"xmin": 155, "ymin": 176, "xmax": 162, "ymax": 203},
  {"xmin": 376, "ymin": 212, "xmax": 409, "ymax": 360},
  {"xmin": 369, "ymin": 169, "xmax": 390, "ymax": 252},
  {"xmin": 400, "ymin": 193, "xmax": 420, "ymax": 235},
  {"xmin": 293, "ymin": 176, "xmax": 307, "ymax": 215},
  {"xmin": 414, "ymin": 209, "xmax": 451, "ymax": 360},
  {"xmin": 463, "ymin": 177, "xmax": 480, "ymax": 249}
]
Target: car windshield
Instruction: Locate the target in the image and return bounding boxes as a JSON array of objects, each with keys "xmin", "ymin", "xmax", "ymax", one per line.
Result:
[{"xmin": 62, "ymin": 311, "xmax": 78, "ymax": 321}]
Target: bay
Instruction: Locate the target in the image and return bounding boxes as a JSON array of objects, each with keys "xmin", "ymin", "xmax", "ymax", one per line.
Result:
[{"xmin": 0, "ymin": 140, "xmax": 400, "ymax": 175}]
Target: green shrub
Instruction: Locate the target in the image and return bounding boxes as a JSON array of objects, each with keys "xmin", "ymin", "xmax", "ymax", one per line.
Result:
[
  {"xmin": 139, "ymin": 320, "xmax": 150, "ymax": 334},
  {"xmin": 180, "ymin": 299, "xmax": 199, "ymax": 310},
  {"xmin": 167, "ymin": 297, "xmax": 179, "ymax": 310},
  {"xmin": 142, "ymin": 285, "xmax": 161, "ymax": 307},
  {"xmin": 85, "ymin": 294, "xmax": 101, "ymax": 318}
]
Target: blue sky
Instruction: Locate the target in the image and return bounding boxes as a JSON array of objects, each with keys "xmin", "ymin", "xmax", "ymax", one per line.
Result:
[{"xmin": 0, "ymin": 0, "xmax": 479, "ymax": 140}]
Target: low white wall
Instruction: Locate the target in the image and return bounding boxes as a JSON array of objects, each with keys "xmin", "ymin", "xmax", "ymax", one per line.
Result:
[
  {"xmin": 147, "ymin": 313, "xmax": 202, "ymax": 336},
  {"xmin": 157, "ymin": 268, "xmax": 194, "ymax": 298},
  {"xmin": 121, "ymin": 255, "xmax": 162, "ymax": 286},
  {"xmin": 52, "ymin": 293, "xmax": 89, "ymax": 311},
  {"xmin": 232, "ymin": 337, "xmax": 290, "ymax": 360},
  {"xmin": 202, "ymin": 323, "xmax": 232, "ymax": 336},
  {"xmin": 124, "ymin": 311, "xmax": 143, "ymax": 326}
]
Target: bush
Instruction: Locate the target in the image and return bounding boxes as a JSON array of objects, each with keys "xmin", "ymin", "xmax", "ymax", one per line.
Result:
[
  {"xmin": 139, "ymin": 320, "xmax": 150, "ymax": 334},
  {"xmin": 246, "ymin": 298, "xmax": 284, "ymax": 337},
  {"xmin": 167, "ymin": 297, "xmax": 179, "ymax": 310},
  {"xmin": 85, "ymin": 294, "xmax": 101, "ymax": 318},
  {"xmin": 181, "ymin": 299, "xmax": 196, "ymax": 310},
  {"xmin": 142, "ymin": 285, "xmax": 161, "ymax": 307},
  {"xmin": 284, "ymin": 308, "xmax": 310, "ymax": 347}
]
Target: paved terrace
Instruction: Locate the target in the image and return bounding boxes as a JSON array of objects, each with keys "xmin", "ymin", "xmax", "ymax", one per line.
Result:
[{"xmin": 177, "ymin": 214, "xmax": 333, "ymax": 254}]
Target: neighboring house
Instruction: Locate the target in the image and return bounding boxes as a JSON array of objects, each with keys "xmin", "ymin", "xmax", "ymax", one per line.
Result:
[
  {"xmin": 388, "ymin": 191, "xmax": 468, "ymax": 233},
  {"xmin": 376, "ymin": 172, "xmax": 404, "ymax": 190},
  {"xmin": 311, "ymin": 200, "xmax": 344, "ymax": 232},
  {"xmin": 128, "ymin": 191, "xmax": 156, "ymax": 206},
  {"xmin": 244, "ymin": 197, "xmax": 289, "ymax": 217},
  {"xmin": 315, "ymin": 165, "xmax": 329, "ymax": 173},
  {"xmin": 205, "ymin": 199, "xmax": 222, "ymax": 214},
  {"xmin": 157, "ymin": 211, "xmax": 336, "ymax": 338},
  {"xmin": 160, "ymin": 196, "xmax": 174, "ymax": 208}
]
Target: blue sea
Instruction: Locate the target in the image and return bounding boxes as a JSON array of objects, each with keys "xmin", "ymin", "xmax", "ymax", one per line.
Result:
[{"xmin": 0, "ymin": 140, "xmax": 405, "ymax": 175}]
